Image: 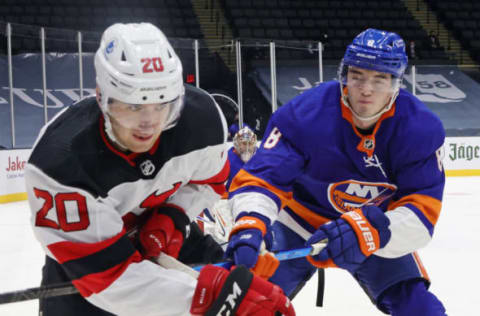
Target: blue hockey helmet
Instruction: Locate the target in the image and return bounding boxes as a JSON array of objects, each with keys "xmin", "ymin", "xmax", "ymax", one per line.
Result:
[
  {"xmin": 342, "ymin": 28, "xmax": 408, "ymax": 79},
  {"xmin": 338, "ymin": 29, "xmax": 408, "ymax": 122}
]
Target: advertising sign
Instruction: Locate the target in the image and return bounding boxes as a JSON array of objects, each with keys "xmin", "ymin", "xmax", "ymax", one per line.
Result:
[
  {"xmin": 444, "ymin": 137, "xmax": 480, "ymax": 176},
  {"xmin": 0, "ymin": 149, "xmax": 31, "ymax": 203},
  {"xmin": 1, "ymin": 137, "xmax": 479, "ymax": 204}
]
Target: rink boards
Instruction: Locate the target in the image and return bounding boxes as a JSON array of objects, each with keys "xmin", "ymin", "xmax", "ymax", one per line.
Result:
[{"xmin": 1, "ymin": 137, "xmax": 479, "ymax": 203}]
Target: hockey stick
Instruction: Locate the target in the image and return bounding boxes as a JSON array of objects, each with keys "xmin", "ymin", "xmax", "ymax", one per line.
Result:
[
  {"xmin": 0, "ymin": 253, "xmax": 198, "ymax": 305},
  {"xmin": 0, "ymin": 241, "xmax": 326, "ymax": 304},
  {"xmin": 193, "ymin": 241, "xmax": 327, "ymax": 271},
  {"xmin": 0, "ymin": 282, "xmax": 78, "ymax": 304}
]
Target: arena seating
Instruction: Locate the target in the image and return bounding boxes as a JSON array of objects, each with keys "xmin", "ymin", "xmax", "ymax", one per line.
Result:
[
  {"xmin": 0, "ymin": 0, "xmax": 203, "ymax": 54},
  {"xmin": 0, "ymin": 0, "xmax": 456, "ymax": 63},
  {"xmin": 426, "ymin": 0, "xmax": 480, "ymax": 63},
  {"xmin": 222, "ymin": 0, "xmax": 449, "ymax": 63}
]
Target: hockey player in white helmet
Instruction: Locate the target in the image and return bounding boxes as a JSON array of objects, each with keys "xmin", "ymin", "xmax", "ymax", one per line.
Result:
[
  {"xmin": 94, "ymin": 22, "xmax": 185, "ymax": 153},
  {"xmin": 25, "ymin": 23, "xmax": 294, "ymax": 316}
]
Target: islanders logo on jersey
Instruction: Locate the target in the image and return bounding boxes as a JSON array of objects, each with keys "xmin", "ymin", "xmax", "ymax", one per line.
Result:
[{"xmin": 327, "ymin": 180, "xmax": 397, "ymax": 214}]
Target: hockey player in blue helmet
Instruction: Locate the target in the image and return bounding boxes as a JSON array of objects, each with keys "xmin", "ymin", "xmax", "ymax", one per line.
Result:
[
  {"xmin": 225, "ymin": 28, "xmax": 447, "ymax": 315},
  {"xmin": 338, "ymin": 28, "xmax": 408, "ymax": 127}
]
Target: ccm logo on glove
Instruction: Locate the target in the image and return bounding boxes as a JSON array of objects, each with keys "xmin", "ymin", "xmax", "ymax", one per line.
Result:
[
  {"xmin": 190, "ymin": 265, "xmax": 295, "ymax": 316},
  {"xmin": 218, "ymin": 281, "xmax": 243, "ymax": 314}
]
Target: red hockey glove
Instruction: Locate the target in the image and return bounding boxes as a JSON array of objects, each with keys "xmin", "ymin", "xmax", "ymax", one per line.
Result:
[
  {"xmin": 139, "ymin": 205, "xmax": 190, "ymax": 259},
  {"xmin": 190, "ymin": 265, "xmax": 295, "ymax": 316}
]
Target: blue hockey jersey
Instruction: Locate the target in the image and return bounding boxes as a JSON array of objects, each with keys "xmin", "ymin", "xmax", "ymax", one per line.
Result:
[
  {"xmin": 229, "ymin": 81, "xmax": 445, "ymax": 258},
  {"xmin": 226, "ymin": 146, "xmax": 245, "ymax": 191}
]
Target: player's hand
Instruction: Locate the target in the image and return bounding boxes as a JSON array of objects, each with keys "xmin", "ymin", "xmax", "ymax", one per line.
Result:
[
  {"xmin": 139, "ymin": 205, "xmax": 190, "ymax": 259},
  {"xmin": 225, "ymin": 214, "xmax": 280, "ymax": 279},
  {"xmin": 190, "ymin": 264, "xmax": 295, "ymax": 316},
  {"xmin": 177, "ymin": 221, "xmax": 224, "ymax": 265},
  {"xmin": 305, "ymin": 206, "xmax": 391, "ymax": 271}
]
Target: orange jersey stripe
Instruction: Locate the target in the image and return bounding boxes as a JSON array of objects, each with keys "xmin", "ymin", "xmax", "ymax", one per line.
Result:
[
  {"xmin": 340, "ymin": 90, "xmax": 396, "ymax": 157},
  {"xmin": 230, "ymin": 216, "xmax": 267, "ymax": 237},
  {"xmin": 286, "ymin": 199, "xmax": 331, "ymax": 229},
  {"xmin": 388, "ymin": 193, "xmax": 442, "ymax": 226},
  {"xmin": 229, "ymin": 169, "xmax": 293, "ymax": 208},
  {"xmin": 412, "ymin": 251, "xmax": 430, "ymax": 281},
  {"xmin": 230, "ymin": 169, "xmax": 331, "ymax": 229}
]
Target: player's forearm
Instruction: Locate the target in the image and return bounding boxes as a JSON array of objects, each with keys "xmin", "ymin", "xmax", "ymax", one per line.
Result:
[
  {"xmin": 190, "ymin": 143, "xmax": 230, "ymax": 184},
  {"xmin": 231, "ymin": 191, "xmax": 280, "ymax": 223},
  {"xmin": 374, "ymin": 206, "xmax": 432, "ymax": 258},
  {"xmin": 167, "ymin": 184, "xmax": 224, "ymax": 219}
]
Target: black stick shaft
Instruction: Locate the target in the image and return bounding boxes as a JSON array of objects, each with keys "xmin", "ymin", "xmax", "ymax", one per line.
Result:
[{"xmin": 0, "ymin": 282, "xmax": 78, "ymax": 304}]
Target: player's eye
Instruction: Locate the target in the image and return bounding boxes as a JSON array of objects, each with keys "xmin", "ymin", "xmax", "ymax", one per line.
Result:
[
  {"xmin": 352, "ymin": 76, "xmax": 365, "ymax": 84},
  {"xmin": 154, "ymin": 104, "xmax": 165, "ymax": 111},
  {"xmin": 129, "ymin": 104, "xmax": 143, "ymax": 111},
  {"xmin": 374, "ymin": 79, "xmax": 389, "ymax": 88}
]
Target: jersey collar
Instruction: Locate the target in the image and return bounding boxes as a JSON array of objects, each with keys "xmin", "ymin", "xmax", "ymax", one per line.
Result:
[
  {"xmin": 340, "ymin": 93, "xmax": 396, "ymax": 157},
  {"xmin": 99, "ymin": 116, "xmax": 161, "ymax": 166}
]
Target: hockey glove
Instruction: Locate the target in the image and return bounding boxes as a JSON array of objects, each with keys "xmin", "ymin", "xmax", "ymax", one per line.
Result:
[
  {"xmin": 225, "ymin": 214, "xmax": 280, "ymax": 279},
  {"xmin": 178, "ymin": 221, "xmax": 224, "ymax": 264},
  {"xmin": 190, "ymin": 264, "xmax": 295, "ymax": 316},
  {"xmin": 139, "ymin": 205, "xmax": 190, "ymax": 259},
  {"xmin": 306, "ymin": 206, "xmax": 391, "ymax": 272}
]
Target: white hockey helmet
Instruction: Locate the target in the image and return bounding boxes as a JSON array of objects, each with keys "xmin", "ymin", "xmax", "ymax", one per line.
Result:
[
  {"xmin": 95, "ymin": 23, "xmax": 185, "ymax": 131},
  {"xmin": 233, "ymin": 126, "xmax": 257, "ymax": 163}
]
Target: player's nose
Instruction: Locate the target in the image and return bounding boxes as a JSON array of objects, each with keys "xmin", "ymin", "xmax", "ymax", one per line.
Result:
[
  {"xmin": 136, "ymin": 109, "xmax": 155, "ymax": 127},
  {"xmin": 360, "ymin": 82, "xmax": 374, "ymax": 95},
  {"xmin": 139, "ymin": 105, "xmax": 167, "ymax": 129},
  {"xmin": 360, "ymin": 81, "xmax": 375, "ymax": 96}
]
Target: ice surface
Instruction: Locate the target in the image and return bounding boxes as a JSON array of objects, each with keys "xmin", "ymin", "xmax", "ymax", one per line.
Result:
[{"xmin": 1, "ymin": 176, "xmax": 479, "ymax": 315}]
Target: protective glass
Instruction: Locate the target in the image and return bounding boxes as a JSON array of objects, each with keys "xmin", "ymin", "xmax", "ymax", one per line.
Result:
[
  {"xmin": 338, "ymin": 63, "xmax": 401, "ymax": 93},
  {"xmin": 107, "ymin": 96, "xmax": 183, "ymax": 131}
]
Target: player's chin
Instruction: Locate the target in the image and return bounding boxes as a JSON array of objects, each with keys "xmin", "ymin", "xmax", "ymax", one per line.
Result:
[
  {"xmin": 354, "ymin": 106, "xmax": 373, "ymax": 117},
  {"xmin": 128, "ymin": 135, "xmax": 159, "ymax": 153}
]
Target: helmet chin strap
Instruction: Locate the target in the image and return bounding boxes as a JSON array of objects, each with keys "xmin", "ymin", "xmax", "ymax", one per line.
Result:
[
  {"xmin": 340, "ymin": 84, "xmax": 399, "ymax": 123},
  {"xmin": 99, "ymin": 92, "xmax": 129, "ymax": 151},
  {"xmin": 104, "ymin": 115, "xmax": 129, "ymax": 151}
]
